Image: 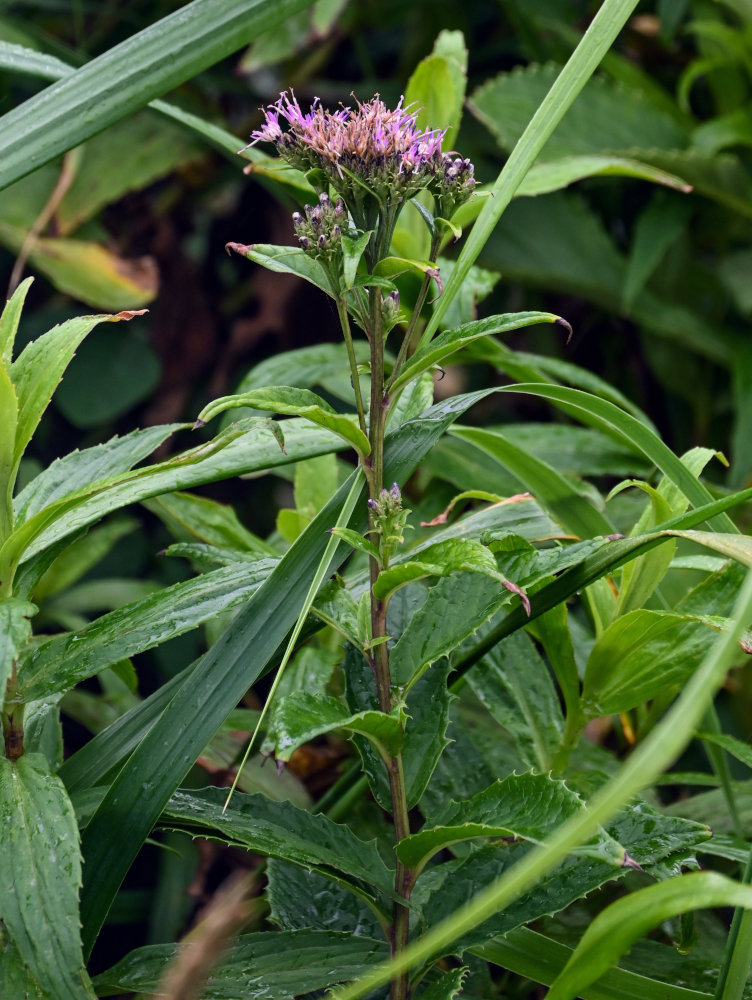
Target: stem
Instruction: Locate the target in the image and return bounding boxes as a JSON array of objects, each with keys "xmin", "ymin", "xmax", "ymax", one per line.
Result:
[
  {"xmin": 716, "ymin": 844, "xmax": 752, "ymax": 1000},
  {"xmin": 336, "ymin": 296, "xmax": 368, "ymax": 439},
  {"xmin": 364, "ymin": 265, "xmax": 414, "ymax": 1000},
  {"xmin": 387, "ymin": 235, "xmax": 441, "ymax": 393}
]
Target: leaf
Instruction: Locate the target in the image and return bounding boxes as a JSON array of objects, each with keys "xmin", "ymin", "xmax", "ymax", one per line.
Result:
[
  {"xmin": 92, "ymin": 930, "xmax": 388, "ymax": 1000},
  {"xmin": 17, "ymin": 559, "xmax": 277, "ymax": 703},
  {"xmin": 397, "ymin": 772, "xmax": 628, "ymax": 873},
  {"xmin": 197, "ymin": 385, "xmax": 370, "ymax": 457},
  {"xmin": 0, "ymin": 0, "xmax": 318, "ymax": 192},
  {"xmin": 271, "ymin": 691, "xmax": 405, "ymax": 761},
  {"xmin": 546, "ymin": 871, "xmax": 752, "ymax": 1000},
  {"xmin": 329, "ymin": 527, "xmax": 381, "ymax": 562},
  {"xmin": 372, "ymin": 560, "xmax": 444, "ymax": 602},
  {"xmin": 17, "ymin": 419, "xmax": 341, "ymax": 566},
  {"xmin": 160, "ymin": 787, "xmax": 394, "ymax": 901},
  {"xmin": 466, "ymin": 630, "xmax": 563, "ymax": 772},
  {"xmin": 390, "ymin": 313, "xmax": 566, "ymax": 394},
  {"xmin": 697, "ymin": 731, "xmax": 752, "ymax": 772},
  {"xmin": 77, "ymin": 388, "xmax": 496, "ymax": 953},
  {"xmin": 0, "ymin": 755, "xmax": 94, "ymax": 999},
  {"xmin": 582, "ymin": 610, "xmax": 723, "ymax": 717},
  {"xmin": 14, "ymin": 423, "xmax": 180, "ymax": 525},
  {"xmin": 266, "ymin": 859, "xmax": 384, "ymax": 938},
  {"xmin": 405, "ymin": 30, "xmax": 468, "ymax": 153},
  {"xmin": 341, "ymin": 231, "xmax": 372, "ymax": 289},
  {"xmin": 0, "ymin": 364, "xmax": 18, "ymax": 543},
  {"xmin": 622, "ymin": 194, "xmax": 692, "ymax": 312},
  {"xmin": 0, "ymin": 274, "xmax": 32, "ymax": 367},
  {"xmin": 473, "ymin": 925, "xmax": 720, "ymax": 1000},
  {"xmin": 9, "ymin": 309, "xmax": 147, "ymax": 471},
  {"xmin": 416, "ymin": 967, "xmax": 469, "ymax": 1000},
  {"xmin": 143, "ymin": 490, "xmax": 273, "ymax": 557},
  {"xmin": 468, "ymin": 62, "xmax": 689, "ymax": 161},
  {"xmin": 226, "ymin": 242, "xmax": 334, "ymax": 296},
  {"xmin": 517, "ymin": 154, "xmax": 692, "ymax": 197},
  {"xmin": 0, "ymin": 598, "xmax": 36, "ymax": 714},
  {"xmin": 0, "ymin": 225, "xmax": 158, "ymax": 312}
]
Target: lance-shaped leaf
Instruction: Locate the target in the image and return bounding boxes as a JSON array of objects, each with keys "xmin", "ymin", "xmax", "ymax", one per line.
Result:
[
  {"xmin": 197, "ymin": 386, "xmax": 370, "ymax": 457},
  {"xmin": 0, "ymin": 598, "xmax": 36, "ymax": 714},
  {"xmin": 0, "ymin": 275, "xmax": 33, "ymax": 366},
  {"xmin": 271, "ymin": 691, "xmax": 405, "ymax": 761},
  {"xmin": 13, "ymin": 423, "xmax": 182, "ymax": 525},
  {"xmin": 226, "ymin": 242, "xmax": 334, "ymax": 297},
  {"xmin": 373, "ymin": 537, "xmax": 528, "ymax": 607},
  {"xmin": 546, "ymin": 871, "xmax": 752, "ymax": 1000},
  {"xmin": 341, "ymin": 231, "xmax": 373, "ymax": 289},
  {"xmin": 160, "ymin": 786, "xmax": 395, "ymax": 901},
  {"xmin": 582, "ymin": 610, "xmax": 721, "ymax": 718},
  {"xmin": 0, "ymin": 364, "xmax": 17, "ymax": 543},
  {"xmin": 9, "ymin": 309, "xmax": 146, "ymax": 470},
  {"xmin": 397, "ymin": 772, "xmax": 629, "ymax": 874},
  {"xmin": 390, "ymin": 313, "xmax": 567, "ymax": 394},
  {"xmin": 17, "ymin": 559, "xmax": 277, "ymax": 703},
  {"xmin": 92, "ymin": 930, "xmax": 388, "ymax": 1000},
  {"xmin": 329, "ymin": 527, "xmax": 381, "ymax": 563},
  {"xmin": 0, "ymin": 755, "xmax": 94, "ymax": 999}
]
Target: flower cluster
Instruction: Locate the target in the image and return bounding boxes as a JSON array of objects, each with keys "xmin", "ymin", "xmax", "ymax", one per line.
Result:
[
  {"xmin": 292, "ymin": 193, "xmax": 346, "ymax": 260},
  {"xmin": 248, "ymin": 90, "xmax": 475, "ymax": 213}
]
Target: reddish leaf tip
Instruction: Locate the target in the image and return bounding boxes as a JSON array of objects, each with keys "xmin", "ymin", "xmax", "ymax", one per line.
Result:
[{"xmin": 555, "ymin": 316, "xmax": 573, "ymax": 344}]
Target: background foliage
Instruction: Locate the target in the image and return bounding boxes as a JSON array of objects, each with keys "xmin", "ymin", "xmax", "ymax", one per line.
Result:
[{"xmin": 2, "ymin": 0, "xmax": 752, "ymax": 998}]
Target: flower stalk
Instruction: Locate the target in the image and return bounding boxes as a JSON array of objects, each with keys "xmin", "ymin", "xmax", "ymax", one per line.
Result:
[{"xmin": 248, "ymin": 89, "xmax": 477, "ymax": 1000}]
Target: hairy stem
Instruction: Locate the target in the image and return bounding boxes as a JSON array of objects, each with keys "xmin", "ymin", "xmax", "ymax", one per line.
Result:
[{"xmin": 336, "ymin": 296, "xmax": 368, "ymax": 439}]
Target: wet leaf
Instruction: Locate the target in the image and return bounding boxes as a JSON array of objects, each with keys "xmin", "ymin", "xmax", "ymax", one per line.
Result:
[{"xmin": 0, "ymin": 598, "xmax": 36, "ymax": 713}]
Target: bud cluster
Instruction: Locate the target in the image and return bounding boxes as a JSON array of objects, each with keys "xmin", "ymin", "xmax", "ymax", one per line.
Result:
[
  {"xmin": 433, "ymin": 155, "xmax": 477, "ymax": 217},
  {"xmin": 368, "ymin": 483, "xmax": 412, "ymax": 567},
  {"xmin": 292, "ymin": 192, "xmax": 347, "ymax": 261}
]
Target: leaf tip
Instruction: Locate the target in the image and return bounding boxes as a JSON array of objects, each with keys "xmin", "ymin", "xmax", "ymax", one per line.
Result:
[
  {"xmin": 192, "ymin": 418, "xmax": 206, "ymax": 430},
  {"xmin": 622, "ymin": 852, "xmax": 643, "ymax": 872},
  {"xmin": 226, "ymin": 241, "xmax": 253, "ymax": 257},
  {"xmin": 555, "ymin": 316, "xmax": 573, "ymax": 343}
]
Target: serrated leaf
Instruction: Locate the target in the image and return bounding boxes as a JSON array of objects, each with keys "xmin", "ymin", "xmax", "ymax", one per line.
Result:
[
  {"xmin": 0, "ymin": 598, "xmax": 36, "ymax": 714},
  {"xmin": 582, "ymin": 610, "xmax": 720, "ymax": 717},
  {"xmin": 390, "ymin": 312, "xmax": 565, "ymax": 394},
  {"xmin": 17, "ymin": 558, "xmax": 276, "ymax": 702},
  {"xmin": 416, "ymin": 966, "xmax": 469, "ymax": 1000},
  {"xmin": 272, "ymin": 691, "xmax": 404, "ymax": 761},
  {"xmin": 266, "ymin": 858, "xmax": 384, "ymax": 938},
  {"xmin": 0, "ymin": 755, "xmax": 94, "ymax": 999},
  {"xmin": 9, "ymin": 310, "xmax": 146, "ymax": 470},
  {"xmin": 198, "ymin": 385, "xmax": 370, "ymax": 456},
  {"xmin": 397, "ymin": 772, "xmax": 627, "ymax": 873},
  {"xmin": 160, "ymin": 786, "xmax": 394, "ymax": 901},
  {"xmin": 93, "ymin": 929, "xmax": 388, "ymax": 999},
  {"xmin": 466, "ymin": 630, "xmax": 563, "ymax": 772}
]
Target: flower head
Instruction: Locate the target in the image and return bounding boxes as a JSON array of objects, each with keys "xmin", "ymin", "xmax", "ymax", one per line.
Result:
[{"xmin": 248, "ymin": 90, "xmax": 468, "ymax": 208}]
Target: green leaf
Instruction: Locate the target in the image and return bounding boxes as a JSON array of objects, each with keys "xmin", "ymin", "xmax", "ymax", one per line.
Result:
[
  {"xmin": 466, "ymin": 630, "xmax": 563, "ymax": 772},
  {"xmin": 266, "ymin": 859, "xmax": 384, "ymax": 938},
  {"xmin": 226, "ymin": 242, "xmax": 334, "ymax": 296},
  {"xmin": 405, "ymin": 30, "xmax": 468, "ymax": 153},
  {"xmin": 9, "ymin": 309, "xmax": 146, "ymax": 471},
  {"xmin": 271, "ymin": 691, "xmax": 405, "ymax": 761},
  {"xmin": 0, "ymin": 365, "xmax": 18, "ymax": 543},
  {"xmin": 160, "ymin": 786, "xmax": 394, "ymax": 901},
  {"xmin": 341, "ymin": 231, "xmax": 373, "ymax": 289},
  {"xmin": 0, "ymin": 755, "xmax": 94, "ymax": 999},
  {"xmin": 397, "ymin": 772, "xmax": 628, "ymax": 873},
  {"xmin": 416, "ymin": 967, "xmax": 469, "ymax": 1000},
  {"xmin": 0, "ymin": 0, "xmax": 317, "ymax": 192},
  {"xmin": 17, "ymin": 559, "xmax": 276, "ymax": 702},
  {"xmin": 0, "ymin": 598, "xmax": 35, "ymax": 713},
  {"xmin": 473, "ymin": 925, "xmax": 719, "ymax": 1000},
  {"xmin": 198, "ymin": 385, "xmax": 370, "ymax": 457},
  {"xmin": 582, "ymin": 610, "xmax": 723, "ymax": 717},
  {"xmin": 697, "ymin": 731, "xmax": 752, "ymax": 772},
  {"xmin": 622, "ymin": 194, "xmax": 691, "ymax": 312},
  {"xmin": 372, "ymin": 560, "xmax": 444, "ymax": 602},
  {"xmin": 468, "ymin": 62, "xmax": 689, "ymax": 162},
  {"xmin": 0, "ymin": 275, "xmax": 32, "ymax": 367},
  {"xmin": 93, "ymin": 930, "xmax": 388, "ymax": 1000},
  {"xmin": 390, "ymin": 313, "xmax": 566, "ymax": 394},
  {"xmin": 547, "ymin": 872, "xmax": 752, "ymax": 1000},
  {"xmin": 496, "ymin": 384, "xmax": 737, "ymax": 532},
  {"xmin": 0, "ymin": 932, "xmax": 45, "ymax": 1000},
  {"xmin": 329, "ymin": 527, "xmax": 381, "ymax": 562},
  {"xmin": 77, "ymin": 388, "xmax": 495, "ymax": 953},
  {"xmin": 143, "ymin": 490, "xmax": 273, "ymax": 557},
  {"xmin": 14, "ymin": 423, "xmax": 181, "ymax": 525},
  {"xmin": 517, "ymin": 154, "xmax": 691, "ymax": 197}
]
